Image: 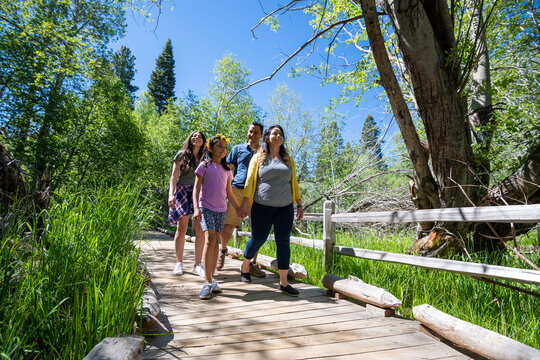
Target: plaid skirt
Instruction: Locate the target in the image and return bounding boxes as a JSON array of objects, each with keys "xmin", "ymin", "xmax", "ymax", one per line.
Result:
[{"xmin": 168, "ymin": 183, "xmax": 194, "ymax": 225}]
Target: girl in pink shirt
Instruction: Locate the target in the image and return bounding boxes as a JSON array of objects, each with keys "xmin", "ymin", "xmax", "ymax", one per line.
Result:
[{"xmin": 193, "ymin": 134, "xmax": 243, "ymax": 299}]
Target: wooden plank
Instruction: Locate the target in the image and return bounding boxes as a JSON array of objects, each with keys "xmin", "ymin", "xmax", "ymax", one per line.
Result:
[
  {"xmin": 322, "ymin": 274, "xmax": 402, "ymax": 308},
  {"xmin": 331, "ymin": 204, "xmax": 540, "ymax": 224},
  {"xmin": 301, "ymin": 213, "xmax": 323, "ymax": 221},
  {"xmin": 173, "ymin": 303, "xmax": 367, "ymax": 340},
  {"xmin": 168, "ymin": 300, "xmax": 356, "ymax": 326},
  {"xmin": 164, "ymin": 294, "xmax": 334, "ymax": 318},
  {"xmin": 155, "ymin": 282, "xmax": 323, "ymax": 308},
  {"xmin": 183, "ymin": 322, "xmax": 420, "ymax": 356},
  {"xmin": 172, "ymin": 308, "xmax": 372, "ymax": 342},
  {"xmin": 334, "ymin": 246, "xmax": 540, "ymax": 285},
  {"xmin": 168, "ymin": 302, "xmax": 362, "ymax": 334},
  {"xmin": 414, "ymin": 304, "xmax": 540, "ymax": 360},
  {"xmin": 182, "ymin": 332, "xmax": 441, "ymax": 359},
  {"xmin": 328, "ymin": 343, "xmax": 473, "ymax": 359},
  {"xmin": 174, "ymin": 317, "xmax": 412, "ymax": 348}
]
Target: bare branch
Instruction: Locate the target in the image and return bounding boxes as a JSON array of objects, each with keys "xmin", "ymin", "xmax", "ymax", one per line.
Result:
[
  {"xmin": 220, "ymin": 14, "xmax": 364, "ymax": 113},
  {"xmin": 250, "ymin": 0, "xmax": 300, "ymax": 39}
]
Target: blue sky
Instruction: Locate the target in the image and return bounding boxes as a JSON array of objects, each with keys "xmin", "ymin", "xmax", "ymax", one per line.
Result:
[{"xmin": 113, "ymin": 1, "xmax": 390, "ymax": 142}]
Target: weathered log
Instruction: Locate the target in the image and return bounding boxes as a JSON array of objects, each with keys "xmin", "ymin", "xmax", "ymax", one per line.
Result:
[
  {"xmin": 228, "ymin": 246, "xmax": 307, "ymax": 279},
  {"xmin": 227, "ymin": 247, "xmax": 243, "ymax": 258},
  {"xmin": 322, "ymin": 274, "xmax": 402, "ymax": 309},
  {"xmin": 83, "ymin": 335, "xmax": 144, "ymax": 360},
  {"xmin": 413, "ymin": 304, "xmax": 540, "ymax": 360}
]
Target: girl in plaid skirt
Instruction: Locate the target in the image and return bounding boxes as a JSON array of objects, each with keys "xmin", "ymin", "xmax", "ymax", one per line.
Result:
[{"xmin": 168, "ymin": 131, "xmax": 206, "ymax": 277}]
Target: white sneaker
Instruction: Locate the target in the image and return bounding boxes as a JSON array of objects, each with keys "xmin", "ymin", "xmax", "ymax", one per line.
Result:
[
  {"xmin": 211, "ymin": 278, "xmax": 222, "ymax": 293},
  {"xmin": 193, "ymin": 263, "xmax": 205, "ymax": 278},
  {"xmin": 200, "ymin": 282, "xmax": 212, "ymax": 299},
  {"xmin": 172, "ymin": 262, "xmax": 183, "ymax": 275}
]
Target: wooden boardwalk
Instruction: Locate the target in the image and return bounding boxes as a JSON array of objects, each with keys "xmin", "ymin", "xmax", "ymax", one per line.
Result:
[{"xmin": 140, "ymin": 230, "xmax": 475, "ymax": 360}]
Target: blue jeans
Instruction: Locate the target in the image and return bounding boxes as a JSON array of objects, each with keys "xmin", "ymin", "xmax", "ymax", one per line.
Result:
[{"xmin": 244, "ymin": 201, "xmax": 294, "ymax": 270}]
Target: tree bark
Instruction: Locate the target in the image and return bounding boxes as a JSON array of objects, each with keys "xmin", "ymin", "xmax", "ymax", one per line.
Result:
[
  {"xmin": 358, "ymin": 0, "xmax": 438, "ymax": 222},
  {"xmin": 468, "ymin": 1, "xmax": 494, "ymax": 190}
]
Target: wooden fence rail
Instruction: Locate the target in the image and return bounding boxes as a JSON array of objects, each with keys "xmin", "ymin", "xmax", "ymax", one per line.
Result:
[
  {"xmin": 331, "ymin": 204, "xmax": 540, "ymax": 224},
  {"xmin": 323, "ymin": 201, "xmax": 540, "ymax": 285}
]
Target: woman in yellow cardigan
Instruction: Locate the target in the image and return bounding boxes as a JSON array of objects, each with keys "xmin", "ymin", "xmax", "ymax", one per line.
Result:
[{"xmin": 239, "ymin": 125, "xmax": 304, "ymax": 296}]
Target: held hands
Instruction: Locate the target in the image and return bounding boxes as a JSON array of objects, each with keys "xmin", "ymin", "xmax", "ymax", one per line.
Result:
[{"xmin": 236, "ymin": 204, "xmax": 248, "ymax": 219}]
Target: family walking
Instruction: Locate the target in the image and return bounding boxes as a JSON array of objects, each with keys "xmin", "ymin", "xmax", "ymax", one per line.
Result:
[{"xmin": 167, "ymin": 122, "xmax": 303, "ymax": 299}]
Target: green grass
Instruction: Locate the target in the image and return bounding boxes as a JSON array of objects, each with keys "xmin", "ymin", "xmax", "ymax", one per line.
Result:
[
  {"xmin": 235, "ymin": 225, "xmax": 540, "ymax": 349},
  {"xmin": 0, "ymin": 184, "xmax": 152, "ymax": 359}
]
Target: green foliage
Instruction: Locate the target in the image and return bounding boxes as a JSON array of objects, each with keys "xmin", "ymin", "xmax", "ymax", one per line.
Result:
[
  {"xmin": 208, "ymin": 53, "xmax": 264, "ymax": 144},
  {"xmin": 0, "ymin": 0, "xmax": 126, "ymax": 187},
  {"xmin": 0, "ymin": 184, "xmax": 152, "ymax": 359},
  {"xmin": 53, "ymin": 66, "xmax": 146, "ymax": 188},
  {"xmin": 112, "ymin": 46, "xmax": 139, "ymax": 104},
  {"xmin": 483, "ymin": 0, "xmax": 540, "ymax": 181},
  {"xmin": 147, "ymin": 39, "xmax": 176, "ymax": 114}
]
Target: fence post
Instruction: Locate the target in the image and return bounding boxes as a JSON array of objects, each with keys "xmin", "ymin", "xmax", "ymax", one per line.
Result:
[
  {"xmin": 233, "ymin": 227, "xmax": 238, "ymax": 247},
  {"xmin": 323, "ymin": 200, "xmax": 336, "ymax": 273}
]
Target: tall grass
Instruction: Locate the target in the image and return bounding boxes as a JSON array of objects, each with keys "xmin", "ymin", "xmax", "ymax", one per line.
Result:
[
  {"xmin": 0, "ymin": 184, "xmax": 152, "ymax": 359},
  {"xmin": 243, "ymin": 225, "xmax": 540, "ymax": 349}
]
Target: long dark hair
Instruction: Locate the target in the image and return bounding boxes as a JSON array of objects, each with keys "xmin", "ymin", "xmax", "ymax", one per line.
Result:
[
  {"xmin": 202, "ymin": 135, "xmax": 231, "ymax": 171},
  {"xmin": 259, "ymin": 125, "xmax": 291, "ymax": 167},
  {"xmin": 177, "ymin": 131, "xmax": 206, "ymax": 175}
]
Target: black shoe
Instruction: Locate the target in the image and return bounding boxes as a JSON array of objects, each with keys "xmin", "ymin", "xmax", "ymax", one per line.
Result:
[
  {"xmin": 278, "ymin": 283, "xmax": 299, "ymax": 297},
  {"xmin": 240, "ymin": 266, "xmax": 252, "ymax": 283}
]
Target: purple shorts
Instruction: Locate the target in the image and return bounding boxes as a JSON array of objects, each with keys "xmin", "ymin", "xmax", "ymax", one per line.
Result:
[{"xmin": 200, "ymin": 208, "xmax": 226, "ymax": 232}]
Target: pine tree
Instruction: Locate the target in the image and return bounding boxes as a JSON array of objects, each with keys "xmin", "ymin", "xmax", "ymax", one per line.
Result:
[
  {"xmin": 112, "ymin": 46, "xmax": 139, "ymax": 104},
  {"xmin": 147, "ymin": 39, "xmax": 176, "ymax": 113},
  {"xmin": 360, "ymin": 114, "xmax": 386, "ymax": 169}
]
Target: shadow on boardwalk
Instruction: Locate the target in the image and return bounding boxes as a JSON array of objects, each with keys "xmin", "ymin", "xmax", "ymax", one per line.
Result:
[{"xmin": 139, "ymin": 230, "xmax": 477, "ymax": 360}]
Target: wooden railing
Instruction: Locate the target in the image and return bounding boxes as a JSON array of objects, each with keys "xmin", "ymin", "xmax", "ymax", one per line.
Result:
[{"xmin": 321, "ymin": 201, "xmax": 540, "ymax": 285}]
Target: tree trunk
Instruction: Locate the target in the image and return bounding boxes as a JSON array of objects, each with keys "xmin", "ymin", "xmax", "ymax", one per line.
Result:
[
  {"xmin": 469, "ymin": 1, "xmax": 494, "ymax": 189},
  {"xmin": 370, "ymin": 0, "xmax": 481, "ymax": 238},
  {"xmin": 358, "ymin": 0, "xmax": 438, "ymax": 234}
]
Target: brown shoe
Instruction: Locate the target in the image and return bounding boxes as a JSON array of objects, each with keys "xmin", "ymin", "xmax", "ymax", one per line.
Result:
[
  {"xmin": 249, "ymin": 263, "xmax": 266, "ymax": 278},
  {"xmin": 216, "ymin": 250, "xmax": 227, "ymax": 271}
]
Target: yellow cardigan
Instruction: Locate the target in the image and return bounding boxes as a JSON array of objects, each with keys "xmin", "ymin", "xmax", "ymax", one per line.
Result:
[{"xmin": 243, "ymin": 152, "xmax": 301, "ymax": 204}]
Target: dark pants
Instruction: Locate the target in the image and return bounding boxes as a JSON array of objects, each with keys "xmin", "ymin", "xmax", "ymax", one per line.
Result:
[{"xmin": 243, "ymin": 201, "xmax": 294, "ymax": 270}]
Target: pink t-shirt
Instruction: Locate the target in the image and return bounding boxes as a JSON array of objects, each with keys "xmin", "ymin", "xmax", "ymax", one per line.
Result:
[{"xmin": 195, "ymin": 161, "xmax": 233, "ymax": 212}]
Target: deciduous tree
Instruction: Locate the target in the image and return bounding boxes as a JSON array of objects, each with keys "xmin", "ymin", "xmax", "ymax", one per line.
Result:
[
  {"xmin": 252, "ymin": 0, "xmax": 539, "ymax": 246},
  {"xmin": 208, "ymin": 53, "xmax": 263, "ymax": 144}
]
